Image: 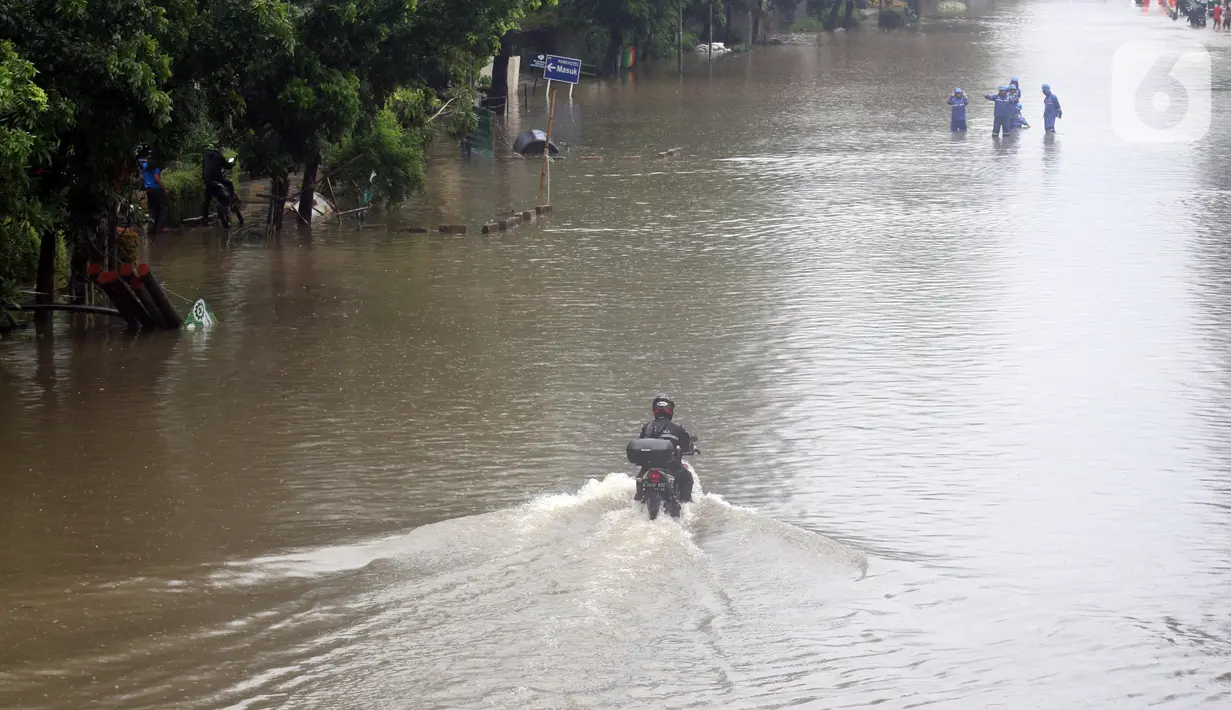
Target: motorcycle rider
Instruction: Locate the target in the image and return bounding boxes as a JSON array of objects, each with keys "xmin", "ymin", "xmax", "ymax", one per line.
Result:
[
  {"xmin": 634, "ymin": 394, "xmax": 695, "ymax": 504},
  {"xmin": 201, "ymin": 143, "xmax": 243, "ymax": 225}
]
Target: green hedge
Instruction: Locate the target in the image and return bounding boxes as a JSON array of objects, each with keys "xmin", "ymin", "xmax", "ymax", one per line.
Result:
[
  {"xmin": 0, "ymin": 221, "xmax": 41, "ymax": 301},
  {"xmin": 0, "ymin": 222, "xmax": 68, "ymax": 303},
  {"xmin": 159, "ymin": 167, "xmax": 204, "ymax": 225}
]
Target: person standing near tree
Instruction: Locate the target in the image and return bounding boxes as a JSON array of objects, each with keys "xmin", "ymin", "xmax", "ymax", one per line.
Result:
[
  {"xmin": 137, "ymin": 153, "xmax": 167, "ymax": 234},
  {"xmin": 201, "ymin": 144, "xmax": 225, "ymax": 221}
]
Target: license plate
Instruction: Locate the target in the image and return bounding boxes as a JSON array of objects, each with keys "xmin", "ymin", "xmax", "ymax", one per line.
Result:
[{"xmin": 645, "ymin": 481, "xmax": 670, "ymax": 491}]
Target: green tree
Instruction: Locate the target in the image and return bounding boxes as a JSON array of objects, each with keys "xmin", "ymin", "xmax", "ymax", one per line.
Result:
[
  {"xmin": 207, "ymin": 0, "xmax": 550, "ymax": 227},
  {"xmin": 0, "ymin": 0, "xmax": 181, "ymax": 315},
  {"xmin": 557, "ymin": 0, "xmax": 681, "ymax": 75},
  {"xmin": 0, "ymin": 41, "xmax": 53, "ymax": 303}
]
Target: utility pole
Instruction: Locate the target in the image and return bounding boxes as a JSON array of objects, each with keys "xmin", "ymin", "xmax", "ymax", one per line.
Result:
[
  {"xmin": 708, "ymin": 2, "xmax": 713, "ymax": 61},
  {"xmin": 678, "ymin": 2, "xmax": 683, "ymax": 74}
]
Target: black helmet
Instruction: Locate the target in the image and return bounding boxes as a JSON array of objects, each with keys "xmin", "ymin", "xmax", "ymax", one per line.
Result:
[{"xmin": 651, "ymin": 394, "xmax": 675, "ymax": 419}]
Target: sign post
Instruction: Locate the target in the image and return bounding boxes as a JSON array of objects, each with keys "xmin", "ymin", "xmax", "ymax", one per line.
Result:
[
  {"xmin": 539, "ymin": 55, "xmax": 581, "ymax": 205},
  {"xmin": 183, "ymin": 298, "xmax": 217, "ymax": 331}
]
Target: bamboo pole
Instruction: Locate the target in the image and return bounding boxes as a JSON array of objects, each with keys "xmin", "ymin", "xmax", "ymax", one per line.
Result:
[{"xmin": 538, "ymin": 86, "xmax": 557, "ymax": 204}]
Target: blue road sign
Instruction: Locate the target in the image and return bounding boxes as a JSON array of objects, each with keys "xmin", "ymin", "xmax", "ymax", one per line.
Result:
[{"xmin": 543, "ymin": 55, "xmax": 582, "ymax": 85}]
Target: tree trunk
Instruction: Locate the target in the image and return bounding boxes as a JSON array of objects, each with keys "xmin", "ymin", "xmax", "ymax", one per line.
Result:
[
  {"xmin": 34, "ymin": 229, "xmax": 57, "ymax": 327},
  {"xmin": 67, "ymin": 240, "xmax": 89, "ymax": 304},
  {"xmin": 603, "ymin": 28, "xmax": 624, "ymax": 76},
  {"xmin": 270, "ymin": 175, "xmax": 288, "ymax": 233},
  {"xmin": 490, "ymin": 36, "xmax": 513, "ymax": 114},
  {"xmin": 298, "ymin": 152, "xmax": 320, "ymax": 228}
]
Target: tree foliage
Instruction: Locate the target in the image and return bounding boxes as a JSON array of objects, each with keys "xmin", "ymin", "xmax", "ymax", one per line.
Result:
[
  {"xmin": 0, "ymin": 0, "xmax": 554, "ymax": 300},
  {"xmin": 0, "ymin": 41, "xmax": 49, "ymax": 300}
]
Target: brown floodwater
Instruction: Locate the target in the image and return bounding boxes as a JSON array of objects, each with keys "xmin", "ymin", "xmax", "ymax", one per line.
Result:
[{"xmin": 5, "ymin": 3, "xmax": 1231, "ymax": 708}]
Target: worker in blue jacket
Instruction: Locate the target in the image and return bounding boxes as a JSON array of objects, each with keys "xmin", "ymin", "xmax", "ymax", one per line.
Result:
[
  {"xmin": 1007, "ymin": 77, "xmax": 1021, "ymax": 103},
  {"xmin": 984, "ymin": 85, "xmax": 1016, "ymax": 137},
  {"xmin": 947, "ymin": 88, "xmax": 968, "ymax": 132},
  {"xmin": 1014, "ymin": 103, "xmax": 1030, "ymax": 129},
  {"xmin": 1042, "ymin": 84, "xmax": 1062, "ymax": 133}
]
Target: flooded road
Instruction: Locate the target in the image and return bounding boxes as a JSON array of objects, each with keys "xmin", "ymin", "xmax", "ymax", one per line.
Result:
[{"xmin": 6, "ymin": 2, "xmax": 1231, "ymax": 708}]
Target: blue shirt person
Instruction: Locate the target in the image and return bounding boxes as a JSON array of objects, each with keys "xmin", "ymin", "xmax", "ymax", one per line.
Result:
[
  {"xmin": 1007, "ymin": 77, "xmax": 1021, "ymax": 104},
  {"xmin": 1014, "ymin": 103, "xmax": 1030, "ymax": 129},
  {"xmin": 984, "ymin": 85, "xmax": 1016, "ymax": 137},
  {"xmin": 947, "ymin": 88, "xmax": 968, "ymax": 132},
  {"xmin": 137, "ymin": 156, "xmax": 168, "ymax": 232},
  {"xmin": 138, "ymin": 158, "xmax": 162, "ymax": 190},
  {"xmin": 1042, "ymin": 84, "xmax": 1062, "ymax": 133}
]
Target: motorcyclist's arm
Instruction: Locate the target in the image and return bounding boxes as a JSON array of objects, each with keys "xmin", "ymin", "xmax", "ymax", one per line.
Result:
[{"xmin": 677, "ymin": 427, "xmax": 694, "ymax": 454}]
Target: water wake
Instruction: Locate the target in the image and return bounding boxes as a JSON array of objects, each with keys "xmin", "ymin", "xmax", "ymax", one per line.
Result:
[{"xmin": 208, "ymin": 472, "xmax": 867, "ymax": 588}]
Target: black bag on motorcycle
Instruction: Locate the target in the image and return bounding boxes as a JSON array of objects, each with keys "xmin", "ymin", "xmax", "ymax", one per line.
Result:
[{"xmin": 626, "ymin": 438, "xmax": 677, "ymax": 468}]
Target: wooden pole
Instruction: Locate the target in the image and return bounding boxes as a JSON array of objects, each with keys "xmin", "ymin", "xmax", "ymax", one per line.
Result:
[
  {"xmin": 709, "ymin": 3, "xmax": 713, "ymax": 61},
  {"xmin": 678, "ymin": 3, "xmax": 684, "ymax": 74},
  {"xmin": 538, "ymin": 86, "xmax": 557, "ymax": 204},
  {"xmin": 10, "ymin": 303, "xmax": 122, "ymax": 318}
]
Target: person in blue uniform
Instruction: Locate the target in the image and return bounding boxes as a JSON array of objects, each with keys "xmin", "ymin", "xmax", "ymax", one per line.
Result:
[
  {"xmin": 1014, "ymin": 103, "xmax": 1030, "ymax": 129},
  {"xmin": 1042, "ymin": 84, "xmax": 1062, "ymax": 133},
  {"xmin": 947, "ymin": 88, "xmax": 968, "ymax": 132},
  {"xmin": 984, "ymin": 85, "xmax": 1015, "ymax": 137},
  {"xmin": 137, "ymin": 154, "xmax": 167, "ymax": 233}
]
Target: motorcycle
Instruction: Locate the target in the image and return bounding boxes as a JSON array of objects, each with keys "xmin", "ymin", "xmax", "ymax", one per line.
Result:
[
  {"xmin": 207, "ymin": 157, "xmax": 244, "ymax": 229},
  {"xmin": 625, "ymin": 438, "xmax": 700, "ymax": 521}
]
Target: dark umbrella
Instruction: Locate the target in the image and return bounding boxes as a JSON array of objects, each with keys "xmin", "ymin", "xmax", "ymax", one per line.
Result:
[{"xmin": 512, "ymin": 129, "xmax": 560, "ymax": 156}]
